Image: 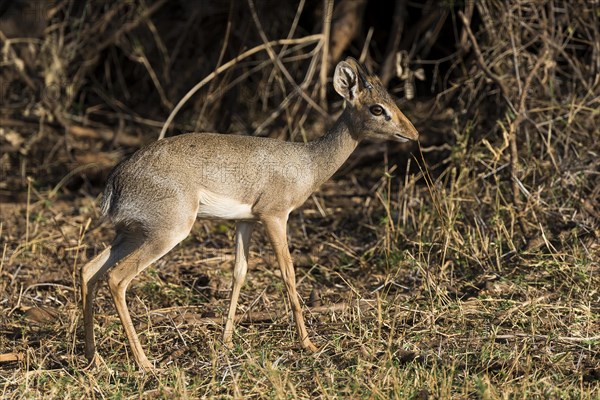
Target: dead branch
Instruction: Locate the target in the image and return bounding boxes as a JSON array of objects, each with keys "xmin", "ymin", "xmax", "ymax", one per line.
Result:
[
  {"xmin": 329, "ymin": 0, "xmax": 367, "ymax": 65},
  {"xmin": 380, "ymin": 0, "xmax": 408, "ymax": 86},
  {"xmin": 0, "ymin": 352, "xmax": 23, "ymax": 363},
  {"xmin": 457, "ymin": 11, "xmax": 513, "ymax": 110},
  {"xmin": 158, "ymin": 35, "xmax": 323, "ymax": 139},
  {"xmin": 459, "ymin": 0, "xmax": 475, "ymax": 51},
  {"xmin": 320, "ymin": 0, "xmax": 334, "ymax": 106}
]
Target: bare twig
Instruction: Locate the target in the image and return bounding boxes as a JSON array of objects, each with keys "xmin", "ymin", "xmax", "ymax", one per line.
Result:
[
  {"xmin": 247, "ymin": 0, "xmax": 327, "ymax": 117},
  {"xmin": 197, "ymin": 1, "xmax": 234, "ymax": 126},
  {"xmin": 0, "ymin": 31, "xmax": 37, "ymax": 91},
  {"xmin": 457, "ymin": 10, "xmax": 514, "ymax": 112},
  {"xmin": 328, "ymin": 0, "xmax": 367, "ymax": 64},
  {"xmin": 380, "ymin": 0, "xmax": 408, "ymax": 86},
  {"xmin": 320, "ymin": 0, "xmax": 334, "ymax": 107},
  {"xmin": 158, "ymin": 35, "xmax": 322, "ymax": 140},
  {"xmin": 459, "ymin": 0, "xmax": 475, "ymax": 51},
  {"xmin": 90, "ymin": 0, "xmax": 169, "ymax": 57},
  {"xmin": 0, "ymin": 353, "xmax": 23, "ymax": 363}
]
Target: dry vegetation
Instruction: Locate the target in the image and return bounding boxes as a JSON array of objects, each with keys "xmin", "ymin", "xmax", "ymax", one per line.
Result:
[{"xmin": 1, "ymin": 0, "xmax": 599, "ymax": 398}]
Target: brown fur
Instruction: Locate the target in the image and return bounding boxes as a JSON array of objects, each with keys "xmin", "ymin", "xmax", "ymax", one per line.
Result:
[{"xmin": 81, "ymin": 57, "xmax": 419, "ymax": 370}]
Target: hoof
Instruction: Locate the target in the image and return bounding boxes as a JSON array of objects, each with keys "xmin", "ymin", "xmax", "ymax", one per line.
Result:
[{"xmin": 302, "ymin": 341, "xmax": 319, "ymax": 353}]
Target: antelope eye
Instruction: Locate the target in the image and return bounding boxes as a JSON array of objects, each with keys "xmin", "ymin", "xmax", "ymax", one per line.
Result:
[{"xmin": 370, "ymin": 105, "xmax": 384, "ymax": 116}]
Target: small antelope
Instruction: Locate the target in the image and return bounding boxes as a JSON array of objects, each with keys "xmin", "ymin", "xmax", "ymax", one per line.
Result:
[{"xmin": 81, "ymin": 57, "xmax": 418, "ymax": 370}]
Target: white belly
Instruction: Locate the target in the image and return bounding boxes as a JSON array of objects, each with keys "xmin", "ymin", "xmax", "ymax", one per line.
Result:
[{"xmin": 197, "ymin": 190, "xmax": 255, "ymax": 220}]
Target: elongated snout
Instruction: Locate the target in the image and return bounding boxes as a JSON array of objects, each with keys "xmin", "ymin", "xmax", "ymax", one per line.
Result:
[{"xmin": 392, "ymin": 110, "xmax": 419, "ymax": 142}]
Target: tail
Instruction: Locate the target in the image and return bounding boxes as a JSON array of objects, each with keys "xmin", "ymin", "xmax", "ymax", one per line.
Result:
[{"xmin": 99, "ymin": 178, "xmax": 114, "ymax": 218}]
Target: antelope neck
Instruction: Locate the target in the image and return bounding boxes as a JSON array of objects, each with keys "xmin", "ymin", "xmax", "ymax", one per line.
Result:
[{"xmin": 306, "ymin": 108, "xmax": 363, "ymax": 189}]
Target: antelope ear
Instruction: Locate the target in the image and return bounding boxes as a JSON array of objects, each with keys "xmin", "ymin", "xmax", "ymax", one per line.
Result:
[{"xmin": 333, "ymin": 61, "xmax": 359, "ymax": 102}]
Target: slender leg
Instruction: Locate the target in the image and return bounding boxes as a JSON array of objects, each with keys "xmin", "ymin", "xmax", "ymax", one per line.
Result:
[
  {"xmin": 261, "ymin": 215, "xmax": 318, "ymax": 353},
  {"xmin": 223, "ymin": 221, "xmax": 255, "ymax": 347},
  {"xmin": 81, "ymin": 246, "xmax": 112, "ymax": 362},
  {"xmin": 107, "ymin": 231, "xmax": 190, "ymax": 371},
  {"xmin": 80, "ymin": 235, "xmax": 138, "ymax": 363}
]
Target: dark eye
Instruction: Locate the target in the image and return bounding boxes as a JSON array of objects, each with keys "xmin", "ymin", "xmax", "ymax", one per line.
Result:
[{"xmin": 370, "ymin": 105, "xmax": 384, "ymax": 116}]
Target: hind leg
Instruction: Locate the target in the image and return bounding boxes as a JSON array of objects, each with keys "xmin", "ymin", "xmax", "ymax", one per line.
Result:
[
  {"xmin": 80, "ymin": 235, "xmax": 139, "ymax": 363},
  {"xmin": 107, "ymin": 224, "xmax": 194, "ymax": 371}
]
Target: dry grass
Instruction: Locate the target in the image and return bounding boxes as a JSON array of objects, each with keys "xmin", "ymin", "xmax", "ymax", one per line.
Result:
[
  {"xmin": 0, "ymin": 164, "xmax": 598, "ymax": 398},
  {"xmin": 1, "ymin": 0, "xmax": 599, "ymax": 398}
]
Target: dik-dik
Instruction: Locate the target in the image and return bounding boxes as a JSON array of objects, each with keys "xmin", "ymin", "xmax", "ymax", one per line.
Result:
[{"xmin": 81, "ymin": 57, "xmax": 419, "ymax": 370}]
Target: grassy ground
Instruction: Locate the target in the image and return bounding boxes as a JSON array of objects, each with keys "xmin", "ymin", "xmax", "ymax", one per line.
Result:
[
  {"xmin": 1, "ymin": 138, "xmax": 598, "ymax": 399},
  {"xmin": 1, "ymin": 1, "xmax": 599, "ymax": 398}
]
